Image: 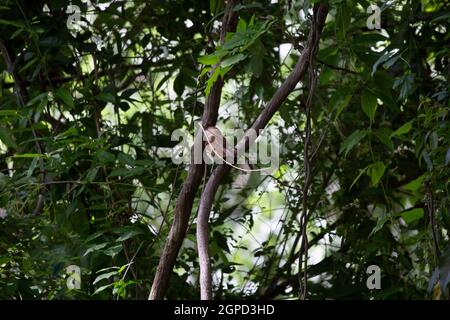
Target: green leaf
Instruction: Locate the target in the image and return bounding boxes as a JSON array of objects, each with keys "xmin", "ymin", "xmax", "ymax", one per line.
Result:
[
  {"xmin": 26, "ymin": 92, "xmax": 49, "ymax": 107},
  {"xmin": 120, "ymin": 88, "xmax": 138, "ymax": 100},
  {"xmin": 422, "ymin": 150, "xmax": 433, "ymax": 171},
  {"xmin": 372, "ymin": 50, "xmax": 398, "ymax": 76},
  {"xmin": 198, "ymin": 52, "xmax": 224, "ymax": 65},
  {"xmin": 92, "ymin": 283, "xmax": 114, "ymax": 295},
  {"xmin": 0, "ymin": 126, "xmax": 17, "ymax": 150},
  {"xmin": 103, "ymin": 244, "xmax": 123, "ymax": 257},
  {"xmin": 233, "ymin": 3, "xmax": 263, "ymax": 11},
  {"xmin": 55, "ymin": 127, "xmax": 78, "ymax": 139},
  {"xmin": 118, "ymin": 264, "xmax": 129, "ymax": 274},
  {"xmin": 117, "ymin": 153, "xmax": 135, "ymax": 166},
  {"xmin": 429, "ymin": 131, "xmax": 439, "ymax": 150},
  {"xmin": 86, "ymin": 167, "xmax": 99, "ymax": 182},
  {"xmin": 84, "ymin": 230, "xmax": 108, "ymax": 244},
  {"xmin": 336, "ymin": 4, "xmax": 351, "ymax": 41},
  {"xmin": 0, "ymin": 256, "xmax": 11, "ymax": 265},
  {"xmin": 209, "ymin": 0, "xmax": 219, "ymax": 15},
  {"xmin": 339, "ymin": 129, "xmax": 367, "ymax": 157},
  {"xmin": 34, "ymin": 95, "xmax": 49, "ymax": 122},
  {"xmin": 205, "ymin": 66, "xmax": 221, "ymax": 97},
  {"xmin": 95, "ymin": 150, "xmax": 115, "ymax": 163},
  {"xmin": 391, "ymin": 120, "xmax": 413, "ymax": 137},
  {"xmin": 361, "ymin": 90, "xmax": 378, "ymax": 123},
  {"xmin": 393, "ymin": 74, "xmax": 415, "ymax": 99},
  {"xmin": 370, "ymin": 215, "xmax": 390, "ymax": 237},
  {"xmin": 404, "ymin": 175, "xmax": 425, "ymax": 192},
  {"xmin": 368, "ymin": 161, "xmax": 386, "ymax": 186},
  {"xmin": 108, "ymin": 168, "xmax": 131, "ymax": 178},
  {"xmin": 155, "ymin": 73, "xmax": 172, "ymax": 91},
  {"xmin": 240, "ymin": 20, "xmax": 274, "ymax": 52},
  {"xmin": 96, "ymin": 92, "xmax": 116, "ymax": 103},
  {"xmin": 221, "ymin": 53, "xmax": 247, "ymax": 68},
  {"xmin": 331, "ymin": 91, "xmax": 352, "ymax": 121},
  {"xmin": 0, "ymin": 110, "xmax": 18, "ymax": 116},
  {"xmin": 108, "ymin": 167, "xmax": 145, "ymax": 178},
  {"xmin": 198, "ymin": 67, "xmax": 211, "ymax": 79},
  {"xmin": 375, "ymin": 128, "xmax": 394, "ymax": 150},
  {"xmin": 84, "ymin": 243, "xmax": 108, "ymax": 256},
  {"xmin": 93, "ymin": 271, "xmax": 118, "ymax": 285},
  {"xmin": 246, "ymin": 40, "xmax": 265, "ymax": 77},
  {"xmin": 350, "ymin": 167, "xmax": 368, "ymax": 189},
  {"xmin": 401, "ymin": 208, "xmax": 424, "ymax": 224},
  {"xmin": 236, "ymin": 18, "xmax": 247, "ymax": 32},
  {"xmin": 96, "ymin": 266, "xmax": 120, "ymax": 274},
  {"xmin": 13, "ymin": 153, "xmax": 46, "ymax": 158},
  {"xmin": 56, "ymin": 88, "xmax": 74, "ymax": 109},
  {"xmin": 115, "ymin": 227, "xmax": 144, "ymax": 242},
  {"xmin": 0, "ymin": 19, "xmax": 25, "ymax": 28},
  {"xmin": 430, "ymin": 12, "xmax": 450, "ymax": 22},
  {"xmin": 173, "ymin": 72, "xmax": 185, "ymax": 96}
]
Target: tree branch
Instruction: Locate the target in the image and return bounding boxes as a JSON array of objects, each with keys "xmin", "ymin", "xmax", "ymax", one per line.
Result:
[
  {"xmin": 196, "ymin": 3, "xmax": 329, "ymax": 300},
  {"xmin": 148, "ymin": 0, "xmax": 240, "ymax": 300}
]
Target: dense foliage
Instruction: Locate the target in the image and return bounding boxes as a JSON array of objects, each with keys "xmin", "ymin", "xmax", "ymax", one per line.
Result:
[{"xmin": 0, "ymin": 0, "xmax": 449, "ymax": 299}]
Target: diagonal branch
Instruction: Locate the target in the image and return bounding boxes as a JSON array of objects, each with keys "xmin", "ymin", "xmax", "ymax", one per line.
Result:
[
  {"xmin": 149, "ymin": 0, "xmax": 240, "ymax": 300},
  {"xmin": 196, "ymin": 3, "xmax": 329, "ymax": 300}
]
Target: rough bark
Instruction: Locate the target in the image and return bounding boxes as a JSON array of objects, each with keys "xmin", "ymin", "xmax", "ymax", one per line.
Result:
[{"xmin": 149, "ymin": 0, "xmax": 239, "ymax": 300}]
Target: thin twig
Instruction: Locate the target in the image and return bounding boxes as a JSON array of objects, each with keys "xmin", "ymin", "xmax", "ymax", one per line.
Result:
[
  {"xmin": 317, "ymin": 59, "xmax": 359, "ymax": 74},
  {"xmin": 425, "ymin": 182, "xmax": 440, "ymax": 263},
  {"xmin": 298, "ymin": 54, "xmax": 317, "ymax": 300}
]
